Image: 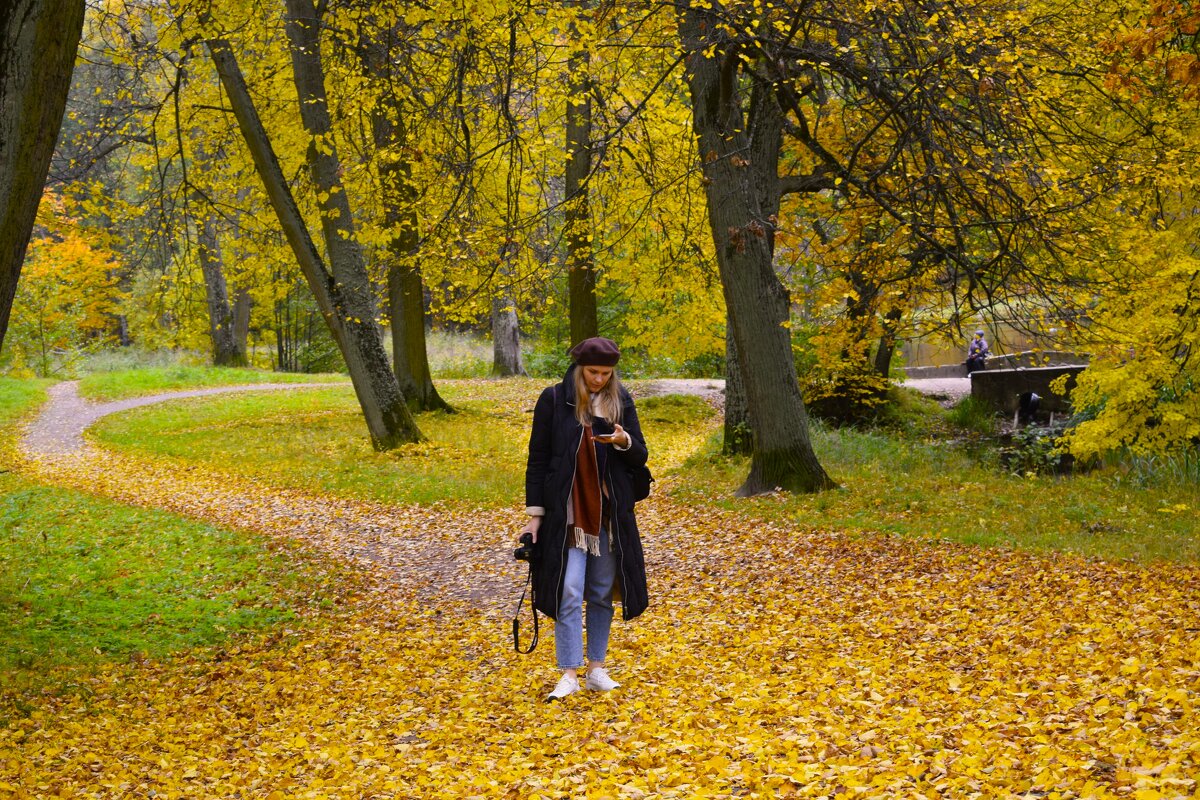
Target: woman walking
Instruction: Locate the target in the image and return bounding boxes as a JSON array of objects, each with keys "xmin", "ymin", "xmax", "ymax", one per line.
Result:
[{"xmin": 520, "ymin": 337, "xmax": 649, "ymax": 701}]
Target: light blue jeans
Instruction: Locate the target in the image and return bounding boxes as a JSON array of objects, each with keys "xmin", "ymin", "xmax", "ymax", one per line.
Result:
[{"xmin": 555, "ymin": 529, "xmax": 617, "ymax": 670}]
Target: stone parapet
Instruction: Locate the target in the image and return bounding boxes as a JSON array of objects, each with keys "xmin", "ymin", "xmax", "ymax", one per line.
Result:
[
  {"xmin": 970, "ymin": 365, "xmax": 1088, "ymax": 414},
  {"xmin": 903, "ymin": 351, "xmax": 1089, "ymax": 382}
]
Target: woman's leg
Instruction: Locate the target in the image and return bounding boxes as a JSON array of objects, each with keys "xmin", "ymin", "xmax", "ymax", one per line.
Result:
[
  {"xmin": 555, "ymin": 546, "xmax": 587, "ymax": 671},
  {"xmin": 583, "ymin": 530, "xmax": 617, "ymax": 666}
]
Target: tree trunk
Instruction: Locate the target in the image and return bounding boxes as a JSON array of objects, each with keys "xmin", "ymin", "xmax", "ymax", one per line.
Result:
[
  {"xmin": 196, "ymin": 209, "xmax": 246, "ymax": 367},
  {"xmin": 206, "ymin": 27, "xmax": 421, "ymax": 449},
  {"xmin": 0, "ymin": 0, "xmax": 85, "ymax": 354},
  {"xmin": 873, "ymin": 307, "xmax": 903, "ymax": 379},
  {"xmin": 492, "ymin": 293, "xmax": 525, "ymax": 376},
  {"xmin": 723, "ymin": 325, "xmax": 752, "ymax": 455},
  {"xmin": 389, "ymin": 256, "xmax": 451, "ymax": 410},
  {"xmin": 232, "ymin": 287, "xmax": 251, "ymax": 363},
  {"xmin": 357, "ymin": 34, "xmax": 449, "ymax": 412},
  {"xmin": 565, "ymin": 16, "xmax": 597, "ymax": 346},
  {"xmin": 678, "ymin": 5, "xmax": 835, "ymax": 495}
]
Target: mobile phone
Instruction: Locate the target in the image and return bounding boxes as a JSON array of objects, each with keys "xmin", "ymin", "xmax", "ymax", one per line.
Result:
[{"xmin": 594, "ymin": 431, "xmax": 618, "ymax": 441}]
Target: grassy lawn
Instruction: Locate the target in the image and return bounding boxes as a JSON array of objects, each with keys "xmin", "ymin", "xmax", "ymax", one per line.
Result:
[
  {"xmin": 0, "ymin": 376, "xmax": 50, "ymax": 433},
  {"xmin": 0, "ymin": 480, "xmax": 347, "ymax": 686},
  {"xmin": 0, "ymin": 375, "xmax": 352, "ymax": 694},
  {"xmin": 89, "ymin": 377, "xmax": 1200, "ymax": 565},
  {"xmin": 673, "ymin": 417, "xmax": 1200, "ymax": 565},
  {"xmin": 76, "ymin": 366, "xmax": 348, "ymax": 402},
  {"xmin": 89, "ymin": 378, "xmax": 716, "ymax": 507}
]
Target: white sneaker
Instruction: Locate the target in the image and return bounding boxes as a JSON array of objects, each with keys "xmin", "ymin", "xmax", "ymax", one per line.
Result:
[
  {"xmin": 546, "ymin": 674, "xmax": 580, "ymax": 702},
  {"xmin": 585, "ymin": 668, "xmax": 620, "ymax": 691}
]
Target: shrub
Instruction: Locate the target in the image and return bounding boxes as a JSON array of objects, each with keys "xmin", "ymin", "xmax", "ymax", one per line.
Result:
[{"xmin": 946, "ymin": 395, "xmax": 998, "ymax": 435}]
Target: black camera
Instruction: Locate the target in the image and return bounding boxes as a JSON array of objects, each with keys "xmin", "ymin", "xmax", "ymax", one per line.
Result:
[{"xmin": 514, "ymin": 531, "xmax": 537, "ymax": 562}]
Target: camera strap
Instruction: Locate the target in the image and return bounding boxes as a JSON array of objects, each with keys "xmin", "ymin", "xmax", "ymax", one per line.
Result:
[{"xmin": 512, "ymin": 563, "xmax": 539, "ymax": 654}]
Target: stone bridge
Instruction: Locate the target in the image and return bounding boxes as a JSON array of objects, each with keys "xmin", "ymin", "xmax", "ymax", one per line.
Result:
[{"xmin": 905, "ymin": 351, "xmax": 1090, "ymax": 414}]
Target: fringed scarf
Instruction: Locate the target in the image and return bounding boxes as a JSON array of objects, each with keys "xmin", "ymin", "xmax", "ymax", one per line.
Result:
[{"xmin": 569, "ymin": 425, "xmax": 605, "ymax": 555}]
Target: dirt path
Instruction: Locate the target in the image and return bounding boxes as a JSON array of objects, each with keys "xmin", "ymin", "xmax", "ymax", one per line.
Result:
[
  {"xmin": 12, "ymin": 375, "xmax": 947, "ymax": 612},
  {"xmin": 21, "ymin": 378, "xmax": 723, "ymax": 458},
  {"xmin": 21, "ymin": 380, "xmax": 347, "ymax": 456},
  {"xmin": 14, "ymin": 379, "xmax": 714, "ymax": 612}
]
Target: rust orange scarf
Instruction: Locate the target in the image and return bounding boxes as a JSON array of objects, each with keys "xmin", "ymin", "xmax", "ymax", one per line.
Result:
[{"xmin": 570, "ymin": 426, "xmax": 604, "ymax": 555}]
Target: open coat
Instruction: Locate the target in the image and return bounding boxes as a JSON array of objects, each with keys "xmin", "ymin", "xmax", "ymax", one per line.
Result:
[{"xmin": 524, "ymin": 366, "xmax": 649, "ymax": 621}]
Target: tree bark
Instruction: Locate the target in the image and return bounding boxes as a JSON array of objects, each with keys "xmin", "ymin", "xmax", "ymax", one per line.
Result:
[
  {"xmin": 357, "ymin": 33, "xmax": 449, "ymax": 412},
  {"xmin": 0, "ymin": 0, "xmax": 85, "ymax": 354},
  {"xmin": 723, "ymin": 325, "xmax": 752, "ymax": 455},
  {"xmin": 492, "ymin": 292, "xmax": 525, "ymax": 376},
  {"xmin": 232, "ymin": 287, "xmax": 251, "ymax": 358},
  {"xmin": 196, "ymin": 209, "xmax": 246, "ymax": 366},
  {"xmin": 206, "ymin": 26, "xmax": 421, "ymax": 449},
  {"xmin": 565, "ymin": 7, "xmax": 597, "ymax": 346},
  {"xmin": 873, "ymin": 307, "xmax": 903, "ymax": 378},
  {"xmin": 678, "ymin": 5, "xmax": 835, "ymax": 495}
]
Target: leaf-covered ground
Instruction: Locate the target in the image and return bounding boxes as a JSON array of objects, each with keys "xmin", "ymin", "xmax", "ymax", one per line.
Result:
[{"xmin": 3, "ymin": 389, "xmax": 1199, "ymax": 798}]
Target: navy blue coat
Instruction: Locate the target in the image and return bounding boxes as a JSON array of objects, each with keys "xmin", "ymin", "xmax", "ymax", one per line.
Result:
[{"xmin": 524, "ymin": 366, "xmax": 649, "ymax": 621}]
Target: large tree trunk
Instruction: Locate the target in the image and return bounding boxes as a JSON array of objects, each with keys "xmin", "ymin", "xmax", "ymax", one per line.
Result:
[
  {"xmin": 0, "ymin": 0, "xmax": 85, "ymax": 354},
  {"xmin": 388, "ymin": 258, "xmax": 450, "ymax": 410},
  {"xmin": 357, "ymin": 33, "xmax": 450, "ymax": 412},
  {"xmin": 206, "ymin": 28, "xmax": 420, "ymax": 449},
  {"xmin": 196, "ymin": 209, "xmax": 246, "ymax": 367},
  {"xmin": 678, "ymin": 5, "xmax": 835, "ymax": 495},
  {"xmin": 565, "ymin": 11, "xmax": 597, "ymax": 346}
]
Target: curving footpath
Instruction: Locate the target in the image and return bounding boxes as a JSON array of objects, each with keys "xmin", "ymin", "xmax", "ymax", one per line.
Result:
[
  {"xmin": 21, "ymin": 380, "xmax": 349, "ymax": 456},
  {"xmin": 16, "ymin": 379, "xmax": 521, "ymax": 607},
  {"xmin": 14, "ymin": 378, "xmax": 718, "ymax": 611}
]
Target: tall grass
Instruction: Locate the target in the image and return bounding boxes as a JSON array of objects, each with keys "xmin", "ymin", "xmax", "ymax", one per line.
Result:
[
  {"xmin": 944, "ymin": 395, "xmax": 998, "ymax": 434},
  {"xmin": 422, "ymin": 330, "xmax": 494, "ymax": 378}
]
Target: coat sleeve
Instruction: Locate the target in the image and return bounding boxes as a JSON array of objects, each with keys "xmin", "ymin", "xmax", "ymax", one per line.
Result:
[
  {"xmin": 524, "ymin": 386, "xmax": 555, "ymax": 511},
  {"xmin": 612, "ymin": 399, "xmax": 648, "ymax": 469}
]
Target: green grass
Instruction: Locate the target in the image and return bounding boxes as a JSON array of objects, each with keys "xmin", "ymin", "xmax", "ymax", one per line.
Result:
[
  {"xmin": 1, "ymin": 375, "xmax": 348, "ymax": 693},
  {"xmin": 944, "ymin": 394, "xmax": 999, "ymax": 434},
  {"xmin": 0, "ymin": 473, "xmax": 349, "ymax": 691},
  {"xmin": 89, "ymin": 379, "xmax": 716, "ymax": 507},
  {"xmin": 0, "ymin": 376, "xmax": 52, "ymax": 466},
  {"xmin": 77, "ymin": 366, "xmax": 348, "ymax": 402},
  {"xmin": 0, "ymin": 376, "xmax": 50, "ymax": 428},
  {"xmin": 675, "ymin": 419, "xmax": 1200, "ymax": 565},
  {"xmin": 83, "ymin": 372, "xmax": 1200, "ymax": 564}
]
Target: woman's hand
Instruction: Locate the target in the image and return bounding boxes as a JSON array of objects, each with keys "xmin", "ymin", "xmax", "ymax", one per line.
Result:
[
  {"xmin": 610, "ymin": 423, "xmax": 632, "ymax": 449},
  {"xmin": 521, "ymin": 515, "xmax": 542, "ymax": 544}
]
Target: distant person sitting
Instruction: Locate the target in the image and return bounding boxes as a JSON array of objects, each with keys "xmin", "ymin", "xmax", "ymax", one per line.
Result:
[{"xmin": 966, "ymin": 330, "xmax": 990, "ymax": 374}]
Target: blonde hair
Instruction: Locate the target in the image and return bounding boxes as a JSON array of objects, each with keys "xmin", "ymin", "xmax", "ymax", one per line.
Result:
[{"xmin": 573, "ymin": 367, "xmax": 624, "ymax": 427}]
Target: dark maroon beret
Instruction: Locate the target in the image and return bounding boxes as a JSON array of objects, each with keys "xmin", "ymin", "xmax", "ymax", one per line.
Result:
[{"xmin": 569, "ymin": 336, "xmax": 621, "ymax": 366}]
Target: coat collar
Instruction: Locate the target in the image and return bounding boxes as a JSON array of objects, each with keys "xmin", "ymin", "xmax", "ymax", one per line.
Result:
[{"xmin": 561, "ymin": 364, "xmax": 579, "ymax": 407}]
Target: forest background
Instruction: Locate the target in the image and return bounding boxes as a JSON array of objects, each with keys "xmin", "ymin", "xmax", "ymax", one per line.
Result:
[{"xmin": 3, "ymin": 0, "xmax": 1200, "ymax": 487}]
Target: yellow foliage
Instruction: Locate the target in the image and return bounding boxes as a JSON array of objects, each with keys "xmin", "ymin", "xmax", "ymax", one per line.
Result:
[
  {"xmin": 5, "ymin": 389, "xmax": 1200, "ymax": 798},
  {"xmin": 6, "ymin": 192, "xmax": 125, "ymax": 374},
  {"xmin": 1059, "ymin": 227, "xmax": 1200, "ymax": 460}
]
